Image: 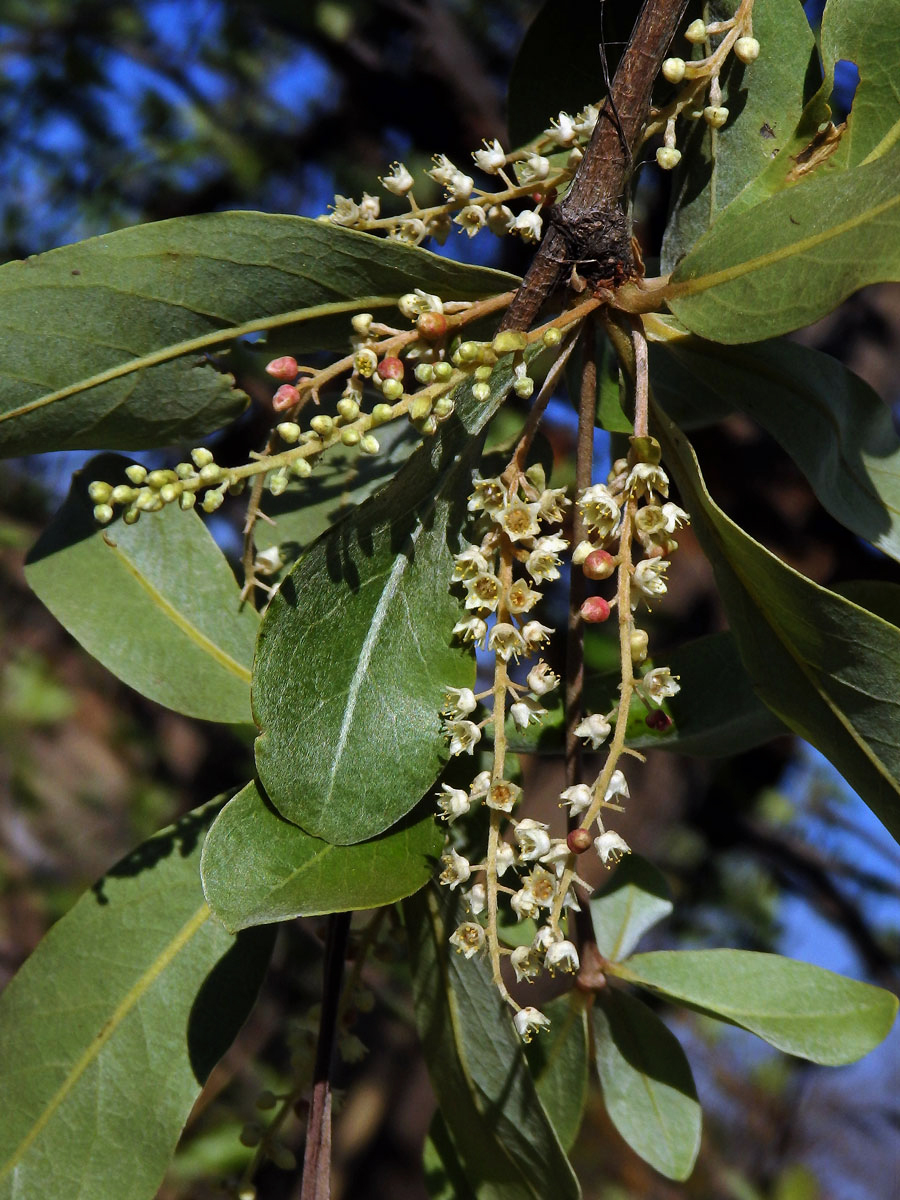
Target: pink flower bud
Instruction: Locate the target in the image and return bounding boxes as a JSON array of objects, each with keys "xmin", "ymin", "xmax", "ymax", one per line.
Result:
[
  {"xmin": 581, "ymin": 596, "xmax": 611, "ymax": 623},
  {"xmin": 272, "ymin": 384, "xmax": 300, "ymax": 411},
  {"xmin": 265, "ymin": 356, "xmax": 299, "ymax": 381},
  {"xmin": 416, "ymin": 312, "xmax": 448, "ymax": 340},
  {"xmin": 583, "ymin": 550, "xmax": 615, "ymax": 580},
  {"xmin": 567, "ymin": 828, "xmax": 593, "ymax": 854},
  {"xmin": 376, "ymin": 356, "xmax": 405, "ymax": 381}
]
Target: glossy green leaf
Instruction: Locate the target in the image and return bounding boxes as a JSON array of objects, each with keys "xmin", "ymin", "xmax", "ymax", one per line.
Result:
[
  {"xmin": 668, "ymin": 142, "xmax": 900, "ymax": 342},
  {"xmin": 254, "ymin": 354, "xmax": 543, "ymax": 844},
  {"xmin": 0, "ymin": 803, "xmax": 274, "ymax": 1200},
  {"xmin": 652, "ymin": 331, "xmax": 900, "ymax": 562},
  {"xmin": 657, "ymin": 409, "xmax": 900, "ymax": 842},
  {"xmin": 253, "ymin": 418, "xmax": 422, "ymax": 571},
  {"xmin": 590, "ymin": 855, "xmax": 673, "ymax": 962},
  {"xmin": 524, "ymin": 994, "xmax": 589, "ymax": 1153},
  {"xmin": 611, "ymin": 950, "xmax": 898, "ymax": 1064},
  {"xmin": 506, "ymin": 0, "xmax": 640, "ymax": 146},
  {"xmin": 662, "ymin": 0, "xmax": 818, "ymax": 269},
  {"xmin": 0, "ymin": 212, "xmax": 517, "ymax": 458},
  {"xmin": 25, "ymin": 454, "xmax": 257, "ymax": 723},
  {"xmin": 405, "ymin": 888, "xmax": 581, "ymax": 1200},
  {"xmin": 593, "ymin": 989, "xmax": 701, "ymax": 1180},
  {"xmin": 200, "ymin": 779, "xmax": 441, "ymax": 931}
]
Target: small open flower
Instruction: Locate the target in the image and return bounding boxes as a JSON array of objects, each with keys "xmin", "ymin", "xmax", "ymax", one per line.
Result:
[
  {"xmin": 517, "ymin": 153, "xmax": 550, "ymax": 184},
  {"xmin": 469, "ymin": 770, "xmax": 492, "ymax": 800},
  {"xmin": 473, "ymin": 138, "xmax": 506, "ymax": 174},
  {"xmin": 428, "ymin": 154, "xmax": 459, "ymax": 186},
  {"xmin": 579, "ymin": 484, "xmax": 621, "ymax": 537},
  {"xmin": 439, "ymin": 848, "xmax": 472, "ymax": 890},
  {"xmin": 526, "ymin": 537, "xmax": 566, "ymax": 582},
  {"xmin": 544, "ymin": 939, "xmax": 580, "ymax": 975},
  {"xmin": 454, "ymin": 204, "xmax": 487, "ymax": 237},
  {"xmin": 358, "ymin": 192, "xmax": 380, "ymax": 221},
  {"xmin": 514, "ymin": 818, "xmax": 551, "ymax": 862},
  {"xmin": 595, "ymin": 830, "xmax": 631, "ymax": 866},
  {"xmin": 453, "ymin": 615, "xmax": 488, "ymax": 645},
  {"xmin": 574, "ymin": 104, "xmax": 600, "ymax": 137},
  {"xmin": 330, "ymin": 195, "xmax": 360, "ymax": 225},
  {"xmin": 507, "ymin": 580, "xmax": 541, "ymax": 614},
  {"xmin": 453, "ymin": 543, "xmax": 490, "ymax": 580},
  {"xmin": 626, "ymin": 462, "xmax": 669, "ymax": 500},
  {"xmin": 467, "ymin": 476, "xmax": 506, "ymax": 514},
  {"xmin": 497, "ymin": 500, "xmax": 541, "ymax": 542},
  {"xmin": 489, "ymin": 623, "xmax": 527, "ymax": 662},
  {"xmin": 527, "ymin": 661, "xmax": 559, "ymax": 695},
  {"xmin": 560, "ymin": 783, "xmax": 593, "ymax": 817},
  {"xmin": 632, "ymin": 559, "xmax": 670, "ymax": 607},
  {"xmin": 487, "ymin": 778, "xmax": 522, "ymax": 813},
  {"xmin": 464, "ymin": 571, "xmax": 503, "ymax": 612},
  {"xmin": 640, "ymin": 665, "xmax": 680, "ymax": 706},
  {"xmin": 495, "ymin": 842, "xmax": 516, "ymax": 876},
  {"xmin": 539, "ymin": 838, "xmax": 571, "ymax": 875},
  {"xmin": 390, "ymin": 217, "xmax": 427, "ymax": 245},
  {"xmin": 449, "ymin": 922, "xmax": 485, "ymax": 959},
  {"xmin": 574, "ymin": 713, "xmax": 612, "ymax": 749},
  {"xmin": 464, "ymin": 882, "xmax": 486, "ymax": 915},
  {"xmin": 521, "ymin": 865, "xmax": 558, "ymax": 908},
  {"xmin": 437, "ymin": 784, "xmax": 471, "ymax": 822},
  {"xmin": 511, "ymin": 887, "xmax": 541, "ymax": 921},
  {"xmin": 661, "ymin": 502, "xmax": 690, "ymax": 532},
  {"xmin": 380, "ymin": 161, "xmax": 414, "ymax": 195},
  {"xmin": 514, "ymin": 1006, "xmax": 551, "ymax": 1042},
  {"xmin": 605, "ymin": 769, "xmax": 630, "ymax": 805},
  {"xmin": 510, "ymin": 695, "xmax": 547, "ymax": 730},
  {"xmin": 547, "ymin": 111, "xmax": 577, "ymax": 146},
  {"xmin": 510, "ymin": 946, "xmax": 542, "ymax": 983},
  {"xmin": 521, "ymin": 620, "xmax": 553, "ymax": 650},
  {"xmin": 514, "ymin": 209, "xmax": 543, "ymax": 243},
  {"xmin": 442, "ymin": 687, "xmax": 477, "ymax": 718},
  {"xmin": 445, "ymin": 719, "xmax": 481, "ymax": 756}
]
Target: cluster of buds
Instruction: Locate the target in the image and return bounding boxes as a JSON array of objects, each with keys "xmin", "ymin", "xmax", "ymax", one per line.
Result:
[
  {"xmin": 87, "ymin": 447, "xmax": 243, "ymax": 525},
  {"xmin": 326, "ymin": 104, "xmax": 604, "ymax": 248},
  {"xmin": 652, "ymin": 4, "xmax": 760, "ymax": 170}
]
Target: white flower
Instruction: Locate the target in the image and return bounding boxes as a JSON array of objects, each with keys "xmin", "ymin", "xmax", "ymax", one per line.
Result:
[
  {"xmin": 465, "ymin": 882, "xmax": 486, "ymax": 916},
  {"xmin": 445, "ymin": 719, "xmax": 481, "ymax": 756},
  {"xmin": 437, "ymin": 784, "xmax": 471, "ymax": 823},
  {"xmin": 579, "ymin": 484, "xmax": 620, "ymax": 536},
  {"xmin": 439, "ymin": 848, "xmax": 471, "ymax": 889},
  {"xmin": 358, "ymin": 192, "xmax": 380, "ymax": 221},
  {"xmin": 514, "ymin": 208, "xmax": 543, "ymax": 243},
  {"xmin": 454, "ymin": 204, "xmax": 487, "ymax": 237},
  {"xmin": 547, "ymin": 111, "xmax": 577, "ymax": 146},
  {"xmin": 489, "ymin": 623, "xmax": 527, "ymax": 662},
  {"xmin": 449, "ymin": 921, "xmax": 485, "ymax": 959},
  {"xmin": 473, "ymin": 138, "xmax": 506, "ymax": 173},
  {"xmin": 641, "ymin": 666, "xmax": 680, "ymax": 706},
  {"xmin": 539, "ymin": 838, "xmax": 571, "ymax": 875},
  {"xmin": 521, "ymin": 866, "xmax": 557, "ymax": 908},
  {"xmin": 442, "ymin": 687, "xmax": 477, "ymax": 718},
  {"xmin": 447, "ymin": 171, "xmax": 474, "ymax": 201},
  {"xmin": 595, "ymin": 830, "xmax": 631, "ymax": 866},
  {"xmin": 526, "ymin": 544, "xmax": 563, "ymax": 583},
  {"xmin": 381, "ymin": 161, "xmax": 414, "ymax": 195},
  {"xmin": 506, "ymin": 579, "xmax": 541, "ymax": 614},
  {"xmin": 467, "ymin": 476, "xmax": 506, "ymax": 514},
  {"xmin": 574, "ymin": 713, "xmax": 611, "ymax": 750},
  {"xmin": 514, "ymin": 818, "xmax": 551, "ymax": 862},
  {"xmin": 330, "ymin": 195, "xmax": 360, "ymax": 226},
  {"xmin": 517, "ymin": 153, "xmax": 550, "ymax": 184},
  {"xmin": 538, "ymin": 490, "xmax": 570, "ymax": 522},
  {"xmin": 464, "ymin": 571, "xmax": 503, "ymax": 612},
  {"xmin": 532, "ymin": 924, "xmax": 561, "ymax": 952},
  {"xmin": 469, "ymin": 770, "xmax": 492, "ymax": 800},
  {"xmin": 487, "ymin": 779, "xmax": 521, "ymax": 813},
  {"xmin": 560, "ymin": 783, "xmax": 593, "ymax": 817},
  {"xmin": 497, "ymin": 499, "xmax": 541, "ymax": 542},
  {"xmin": 426, "ymin": 212, "xmax": 452, "ymax": 243},
  {"xmin": 390, "ymin": 217, "xmax": 427, "ymax": 245},
  {"xmin": 452, "ymin": 543, "xmax": 490, "ymax": 580},
  {"xmin": 453, "ymin": 615, "xmax": 488, "ymax": 645},
  {"xmin": 487, "ymin": 204, "xmax": 516, "ymax": 235},
  {"xmin": 661, "ymin": 502, "xmax": 690, "ymax": 533},
  {"xmin": 510, "ymin": 696, "xmax": 547, "ymax": 730},
  {"xmin": 574, "ymin": 104, "xmax": 600, "ymax": 137},
  {"xmin": 521, "ymin": 620, "xmax": 553, "ymax": 649},
  {"xmin": 625, "ymin": 462, "xmax": 669, "ymax": 500},
  {"xmin": 544, "ymin": 939, "xmax": 580, "ymax": 975},
  {"xmin": 514, "ymin": 1006, "xmax": 551, "ymax": 1042},
  {"xmin": 605, "ymin": 769, "xmax": 630, "ymax": 805},
  {"xmin": 398, "ymin": 289, "xmax": 442, "ymax": 319},
  {"xmin": 527, "ymin": 661, "xmax": 559, "ymax": 695},
  {"xmin": 510, "ymin": 946, "xmax": 542, "ymax": 983},
  {"xmin": 495, "ymin": 842, "xmax": 516, "ymax": 876},
  {"xmin": 428, "ymin": 154, "xmax": 459, "ymax": 186},
  {"xmin": 632, "ymin": 559, "xmax": 670, "ymax": 607},
  {"xmin": 511, "ymin": 887, "xmax": 541, "ymax": 921}
]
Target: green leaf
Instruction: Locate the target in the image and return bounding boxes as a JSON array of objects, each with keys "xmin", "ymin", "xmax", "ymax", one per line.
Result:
[
  {"xmin": 0, "ymin": 803, "xmax": 274, "ymax": 1200},
  {"xmin": 524, "ymin": 995, "xmax": 589, "ymax": 1153},
  {"xmin": 610, "ymin": 950, "xmax": 898, "ymax": 1065},
  {"xmin": 253, "ymin": 417, "xmax": 422, "ymax": 570},
  {"xmin": 662, "ymin": 0, "xmax": 819, "ymax": 269},
  {"xmin": 590, "ymin": 855, "xmax": 673, "ymax": 962},
  {"xmin": 0, "ymin": 212, "xmax": 517, "ymax": 458},
  {"xmin": 652, "ymin": 331, "xmax": 900, "ymax": 562},
  {"xmin": 506, "ymin": 0, "xmax": 641, "ymax": 146},
  {"xmin": 656, "ymin": 408, "xmax": 900, "ymax": 842},
  {"xmin": 668, "ymin": 142, "xmax": 900, "ymax": 342},
  {"xmin": 200, "ymin": 779, "xmax": 441, "ymax": 931},
  {"xmin": 592, "ymin": 989, "xmax": 701, "ymax": 1181},
  {"xmin": 254, "ymin": 354, "xmax": 542, "ymax": 845},
  {"xmin": 423, "ymin": 1114, "xmax": 476, "ymax": 1200},
  {"xmin": 405, "ymin": 887, "xmax": 581, "ymax": 1200},
  {"xmin": 25, "ymin": 454, "xmax": 257, "ymax": 723}
]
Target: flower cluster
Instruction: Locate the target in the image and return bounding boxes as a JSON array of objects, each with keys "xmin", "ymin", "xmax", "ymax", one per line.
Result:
[
  {"xmin": 325, "ymin": 104, "xmax": 604, "ymax": 248},
  {"xmin": 650, "ymin": 5, "xmax": 760, "ymax": 170}
]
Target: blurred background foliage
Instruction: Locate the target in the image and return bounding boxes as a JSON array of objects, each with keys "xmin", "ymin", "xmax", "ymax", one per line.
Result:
[{"xmin": 0, "ymin": 2, "xmax": 897, "ymax": 1198}]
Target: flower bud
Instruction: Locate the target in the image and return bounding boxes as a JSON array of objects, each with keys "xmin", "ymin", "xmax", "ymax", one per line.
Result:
[
  {"xmin": 492, "ymin": 330, "xmax": 528, "ymax": 355},
  {"xmin": 416, "ymin": 414, "xmax": 438, "ymax": 436},
  {"xmin": 472, "ymin": 381, "xmax": 490, "ymax": 402},
  {"xmin": 268, "ymin": 468, "xmax": 289, "ymax": 496},
  {"xmin": 179, "ymin": 492, "xmax": 196, "ymax": 511},
  {"xmin": 93, "ymin": 503, "xmax": 114, "ymax": 524},
  {"xmin": 146, "ymin": 469, "xmax": 175, "ymax": 489},
  {"xmin": 630, "ymin": 629, "xmax": 649, "ymax": 663},
  {"xmin": 160, "ymin": 482, "xmax": 182, "ymax": 504},
  {"xmin": 382, "ymin": 378, "xmax": 404, "ymax": 401},
  {"xmin": 433, "ymin": 361, "xmax": 454, "ymax": 381},
  {"xmin": 125, "ymin": 464, "xmax": 148, "ymax": 484},
  {"xmin": 291, "ymin": 458, "xmax": 312, "ymax": 478},
  {"xmin": 656, "ymin": 146, "xmax": 682, "ymax": 170},
  {"xmin": 685, "ymin": 17, "xmax": 707, "ymax": 42},
  {"xmin": 360, "ymin": 434, "xmax": 380, "ymax": 454},
  {"xmin": 88, "ymin": 480, "xmax": 112, "ymax": 504},
  {"xmin": 514, "ymin": 376, "xmax": 534, "ymax": 399},
  {"xmin": 351, "ymin": 312, "xmax": 373, "ymax": 336},
  {"xmin": 370, "ymin": 402, "xmax": 393, "ymax": 425},
  {"xmin": 341, "ymin": 427, "xmax": 360, "ymax": 446},
  {"xmin": 567, "ymin": 828, "xmax": 593, "ymax": 854},
  {"xmin": 542, "ymin": 326, "xmax": 563, "ymax": 347},
  {"xmin": 432, "ymin": 396, "xmax": 455, "ymax": 419},
  {"xmin": 376, "ymin": 356, "xmax": 405, "ymax": 381},
  {"xmin": 581, "ymin": 596, "xmax": 611, "ymax": 623},
  {"xmin": 416, "ymin": 311, "xmax": 448, "ymax": 340},
  {"xmin": 111, "ymin": 484, "xmax": 136, "ymax": 505},
  {"xmin": 337, "ymin": 396, "xmax": 360, "ymax": 422},
  {"xmin": 123, "ymin": 507, "xmax": 140, "ymax": 524},
  {"xmin": 273, "ymin": 384, "xmax": 300, "ymax": 411},
  {"xmin": 265, "ymin": 355, "xmax": 299, "ymax": 381},
  {"xmin": 645, "ymin": 709, "xmax": 673, "ymax": 731},
  {"xmin": 277, "ymin": 422, "xmax": 301, "ymax": 444},
  {"xmin": 662, "ymin": 56, "xmax": 686, "ymax": 83},
  {"xmin": 704, "ymin": 105, "xmax": 729, "ymax": 129},
  {"xmin": 202, "ymin": 489, "xmax": 224, "ymax": 512},
  {"xmin": 414, "ymin": 362, "xmax": 434, "ymax": 385},
  {"xmin": 310, "ymin": 414, "xmax": 334, "ymax": 437},
  {"xmin": 410, "ymin": 394, "xmax": 433, "ymax": 422},
  {"xmin": 583, "ymin": 549, "xmax": 615, "ymax": 580},
  {"xmin": 734, "ymin": 36, "xmax": 760, "ymax": 63},
  {"xmin": 197, "ymin": 463, "xmax": 221, "ymax": 485}
]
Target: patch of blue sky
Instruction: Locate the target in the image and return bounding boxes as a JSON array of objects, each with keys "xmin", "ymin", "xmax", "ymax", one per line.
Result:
[
  {"xmin": 144, "ymin": 0, "xmax": 224, "ymax": 57},
  {"xmin": 265, "ymin": 46, "xmax": 337, "ymax": 123}
]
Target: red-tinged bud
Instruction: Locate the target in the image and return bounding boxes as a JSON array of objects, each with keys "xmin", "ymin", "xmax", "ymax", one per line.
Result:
[
  {"xmin": 265, "ymin": 356, "xmax": 299, "ymax": 381},
  {"xmin": 532, "ymin": 188, "xmax": 557, "ymax": 207},
  {"xmin": 583, "ymin": 549, "xmax": 615, "ymax": 580},
  {"xmin": 581, "ymin": 596, "xmax": 611, "ymax": 623},
  {"xmin": 272, "ymin": 384, "xmax": 300, "ymax": 411},
  {"xmin": 645, "ymin": 709, "xmax": 672, "ymax": 731},
  {"xmin": 416, "ymin": 311, "xmax": 448, "ymax": 340},
  {"xmin": 376, "ymin": 356, "xmax": 405, "ymax": 381},
  {"xmin": 566, "ymin": 828, "xmax": 593, "ymax": 854}
]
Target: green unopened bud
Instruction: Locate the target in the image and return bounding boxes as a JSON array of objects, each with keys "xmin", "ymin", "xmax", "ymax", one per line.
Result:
[
  {"xmin": 146, "ymin": 469, "xmax": 176, "ymax": 489},
  {"xmin": 93, "ymin": 503, "xmax": 114, "ymax": 524},
  {"xmin": 381, "ymin": 378, "xmax": 404, "ymax": 402},
  {"xmin": 198, "ymin": 463, "xmax": 222, "ymax": 485},
  {"xmin": 123, "ymin": 506, "xmax": 140, "ymax": 525},
  {"xmin": 270, "ymin": 1145, "xmax": 297, "ymax": 1171},
  {"xmin": 542, "ymin": 326, "xmax": 563, "ymax": 348},
  {"xmin": 704, "ymin": 105, "xmax": 729, "ymax": 128},
  {"xmin": 160, "ymin": 482, "xmax": 182, "ymax": 503},
  {"xmin": 310, "ymin": 414, "xmax": 334, "ymax": 437},
  {"xmin": 277, "ymin": 422, "xmax": 301, "ymax": 444},
  {"xmin": 684, "ymin": 17, "xmax": 707, "ymax": 42},
  {"xmin": 656, "ymin": 146, "xmax": 682, "ymax": 170},
  {"xmin": 415, "ymin": 414, "xmax": 439, "ymax": 436},
  {"xmin": 433, "ymin": 396, "xmax": 455, "ymax": 419},
  {"xmin": 474, "ymin": 364, "xmax": 492, "ymax": 382},
  {"xmin": 457, "ymin": 340, "xmax": 481, "ymax": 362},
  {"xmin": 734, "ymin": 36, "xmax": 760, "ymax": 63},
  {"xmin": 179, "ymin": 491, "xmax": 197, "ymax": 510},
  {"xmin": 628, "ymin": 435, "xmax": 662, "ymax": 466},
  {"xmin": 662, "ymin": 56, "xmax": 686, "ymax": 83},
  {"xmin": 111, "ymin": 484, "xmax": 137, "ymax": 505},
  {"xmin": 136, "ymin": 488, "xmax": 160, "ymax": 512},
  {"xmin": 410, "ymin": 394, "xmax": 433, "ymax": 422},
  {"xmin": 472, "ymin": 381, "xmax": 490, "ymax": 402},
  {"xmin": 370, "ymin": 402, "xmax": 393, "ymax": 425},
  {"xmin": 291, "ymin": 457, "xmax": 313, "ymax": 478},
  {"xmin": 351, "ymin": 312, "xmax": 373, "ymax": 336},
  {"xmin": 514, "ymin": 376, "xmax": 534, "ymax": 399},
  {"xmin": 190, "ymin": 447, "xmax": 214, "ymax": 469},
  {"xmin": 268, "ymin": 468, "xmax": 289, "ymax": 496},
  {"xmin": 239, "ymin": 1124, "xmax": 262, "ymax": 1149},
  {"xmin": 202, "ymin": 489, "xmax": 224, "ymax": 513},
  {"xmin": 125, "ymin": 464, "xmax": 147, "ymax": 485},
  {"xmin": 414, "ymin": 362, "xmax": 434, "ymax": 385},
  {"xmin": 360, "ymin": 434, "xmax": 380, "ymax": 454},
  {"xmin": 175, "ymin": 462, "xmax": 194, "ymax": 479},
  {"xmin": 630, "ymin": 630, "xmax": 649, "ymax": 663},
  {"xmin": 337, "ymin": 396, "xmax": 360, "ymax": 422},
  {"xmin": 433, "ymin": 360, "xmax": 454, "ymax": 381},
  {"xmin": 88, "ymin": 480, "xmax": 112, "ymax": 504},
  {"xmin": 341, "ymin": 427, "xmax": 360, "ymax": 446},
  {"xmin": 491, "ymin": 330, "xmax": 527, "ymax": 354}
]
